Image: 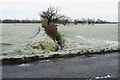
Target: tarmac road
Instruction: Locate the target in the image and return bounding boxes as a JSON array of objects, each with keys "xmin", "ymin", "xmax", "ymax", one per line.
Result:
[{"xmin": 2, "ymin": 52, "xmax": 119, "ymax": 79}]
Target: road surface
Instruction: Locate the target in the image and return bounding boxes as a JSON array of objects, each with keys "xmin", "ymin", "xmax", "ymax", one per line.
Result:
[{"xmin": 2, "ymin": 52, "xmax": 119, "ymax": 79}]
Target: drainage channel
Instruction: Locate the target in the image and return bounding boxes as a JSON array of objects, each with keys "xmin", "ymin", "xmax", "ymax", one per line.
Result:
[{"xmin": 55, "ymin": 39, "xmax": 62, "ymax": 51}]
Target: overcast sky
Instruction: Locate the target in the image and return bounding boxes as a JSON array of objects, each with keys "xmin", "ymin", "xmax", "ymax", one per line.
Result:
[{"xmin": 0, "ymin": 0, "xmax": 119, "ymax": 21}]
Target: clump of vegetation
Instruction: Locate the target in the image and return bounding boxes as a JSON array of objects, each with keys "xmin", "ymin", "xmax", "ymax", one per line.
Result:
[
  {"xmin": 1, "ymin": 43, "xmax": 13, "ymax": 45},
  {"xmin": 46, "ymin": 23, "xmax": 58, "ymax": 41},
  {"xmin": 39, "ymin": 5, "xmax": 67, "ymax": 51},
  {"xmin": 56, "ymin": 32, "xmax": 64, "ymax": 47}
]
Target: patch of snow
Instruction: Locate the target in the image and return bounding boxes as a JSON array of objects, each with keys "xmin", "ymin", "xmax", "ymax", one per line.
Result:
[
  {"xmin": 18, "ymin": 63, "xmax": 30, "ymax": 67},
  {"xmin": 95, "ymin": 75, "xmax": 111, "ymax": 79},
  {"xmin": 91, "ymin": 57, "xmax": 96, "ymax": 58}
]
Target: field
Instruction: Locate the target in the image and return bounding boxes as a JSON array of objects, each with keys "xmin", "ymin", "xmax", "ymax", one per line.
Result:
[{"xmin": 0, "ymin": 23, "xmax": 119, "ymax": 60}]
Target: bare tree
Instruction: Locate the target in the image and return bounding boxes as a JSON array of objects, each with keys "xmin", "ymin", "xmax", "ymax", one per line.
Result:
[
  {"xmin": 40, "ymin": 5, "xmax": 65, "ymax": 25},
  {"xmin": 74, "ymin": 19, "xmax": 79, "ymax": 25},
  {"xmin": 60, "ymin": 16, "xmax": 71, "ymax": 26}
]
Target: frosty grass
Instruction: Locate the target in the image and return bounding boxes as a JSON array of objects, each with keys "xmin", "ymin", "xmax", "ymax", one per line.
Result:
[{"xmin": 0, "ymin": 23, "xmax": 119, "ymax": 60}]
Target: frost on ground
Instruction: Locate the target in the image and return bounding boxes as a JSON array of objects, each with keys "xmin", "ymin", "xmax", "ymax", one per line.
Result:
[
  {"xmin": 0, "ymin": 24, "xmax": 119, "ymax": 60},
  {"xmin": 0, "ymin": 25, "xmax": 58, "ymax": 60}
]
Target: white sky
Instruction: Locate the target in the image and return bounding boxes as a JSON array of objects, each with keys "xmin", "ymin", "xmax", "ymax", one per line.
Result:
[{"xmin": 0, "ymin": 0, "xmax": 119, "ymax": 21}]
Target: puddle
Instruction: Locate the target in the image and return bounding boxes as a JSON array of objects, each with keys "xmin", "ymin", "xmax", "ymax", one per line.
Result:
[{"xmin": 18, "ymin": 63, "xmax": 30, "ymax": 67}]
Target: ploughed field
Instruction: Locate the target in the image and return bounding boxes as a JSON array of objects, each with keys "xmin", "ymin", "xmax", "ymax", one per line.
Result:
[{"xmin": 0, "ymin": 23, "xmax": 119, "ymax": 60}]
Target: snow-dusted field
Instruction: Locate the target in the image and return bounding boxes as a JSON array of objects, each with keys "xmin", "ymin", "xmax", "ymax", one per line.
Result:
[{"xmin": 0, "ymin": 23, "xmax": 119, "ymax": 60}]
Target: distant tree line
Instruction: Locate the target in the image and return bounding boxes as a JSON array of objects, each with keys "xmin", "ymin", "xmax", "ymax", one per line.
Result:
[
  {"xmin": 73, "ymin": 18, "xmax": 117, "ymax": 25},
  {"xmin": 0, "ymin": 18, "xmax": 117, "ymax": 24},
  {"xmin": 0, "ymin": 19, "xmax": 41, "ymax": 23},
  {"xmin": 0, "ymin": 18, "xmax": 71, "ymax": 24}
]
